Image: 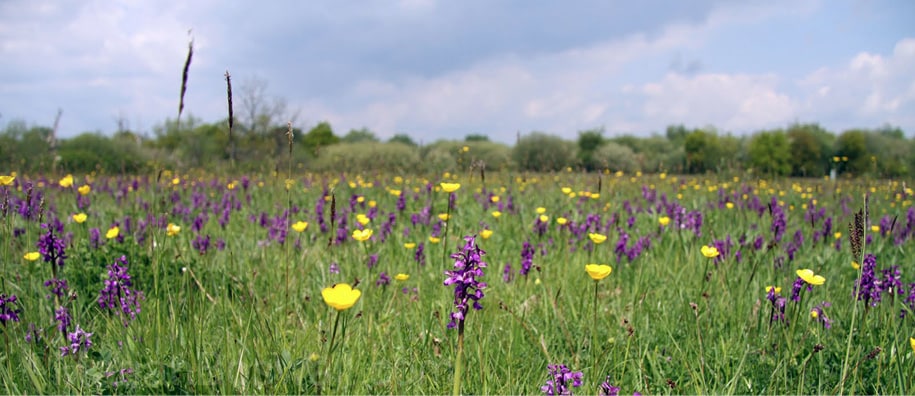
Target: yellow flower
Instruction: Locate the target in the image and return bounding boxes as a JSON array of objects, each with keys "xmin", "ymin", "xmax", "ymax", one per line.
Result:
[
  {"xmin": 166, "ymin": 223, "xmax": 181, "ymax": 236},
  {"xmin": 389, "ymin": 189, "xmax": 401, "ymax": 196},
  {"xmin": 321, "ymin": 283, "xmax": 362, "ymax": 311},
  {"xmin": 834, "ymin": 232, "xmax": 842, "ymax": 240},
  {"xmin": 561, "ymin": 187, "xmax": 572, "ymax": 195},
  {"xmin": 172, "ymin": 177, "xmax": 181, "ymax": 185},
  {"xmin": 588, "ymin": 233, "xmax": 607, "ymax": 244},
  {"xmin": 368, "ymin": 200, "xmax": 377, "ymax": 208},
  {"xmin": 491, "ymin": 211, "xmax": 502, "ymax": 219},
  {"xmin": 658, "ymin": 216, "xmax": 670, "ymax": 226},
  {"xmin": 462, "ymin": 145, "xmax": 470, "ymax": 152},
  {"xmin": 395, "ymin": 273, "xmax": 410, "ymax": 281},
  {"xmin": 490, "ymin": 195, "xmax": 500, "ymax": 203},
  {"xmin": 556, "ymin": 217, "xmax": 568, "ymax": 225},
  {"xmin": 227, "ymin": 181, "xmax": 237, "ymax": 190},
  {"xmin": 356, "ymin": 214, "xmax": 370, "ymax": 226},
  {"xmin": 292, "ymin": 221, "xmax": 309, "ymax": 232},
  {"xmin": 106, "ymin": 226, "xmax": 120, "ymax": 239},
  {"xmin": 0, "ymin": 175, "xmax": 14, "ymax": 186},
  {"xmin": 701, "ymin": 245, "xmax": 720, "ymax": 258},
  {"xmin": 480, "ymin": 229, "xmax": 493, "ymax": 239},
  {"xmin": 765, "ymin": 286, "xmax": 782, "ymax": 294},
  {"xmin": 796, "ymin": 269, "xmax": 826, "ymax": 286},
  {"xmin": 428, "ymin": 236, "xmax": 441, "ymax": 244},
  {"xmin": 356, "ymin": 196, "xmax": 365, "ymax": 203},
  {"xmin": 585, "ymin": 264, "xmax": 612, "ymax": 281},
  {"xmin": 810, "ymin": 309, "xmax": 819, "ymax": 319},
  {"xmin": 352, "ymin": 229, "xmax": 373, "ymax": 242},
  {"xmin": 910, "ymin": 337, "xmax": 915, "ymax": 354},
  {"xmin": 59, "ymin": 174, "xmax": 74, "ymax": 188},
  {"xmin": 871, "ymin": 225, "xmax": 880, "ymax": 233},
  {"xmin": 725, "ymin": 202, "xmax": 734, "ymax": 209},
  {"xmin": 440, "ymin": 182, "xmax": 461, "ymax": 193},
  {"xmin": 536, "ymin": 207, "xmax": 546, "ymax": 214},
  {"xmin": 78, "ymin": 185, "xmax": 91, "ymax": 195},
  {"xmin": 23, "ymin": 252, "xmax": 40, "ymax": 261},
  {"xmin": 403, "ymin": 242, "xmax": 416, "ymax": 249},
  {"xmin": 851, "ymin": 261, "xmax": 860, "ymax": 270},
  {"xmin": 539, "ymin": 214, "xmax": 549, "ymax": 223},
  {"xmin": 590, "ymin": 193, "xmax": 601, "ymax": 200},
  {"xmin": 438, "ymin": 213, "xmax": 451, "ymax": 221},
  {"xmin": 72, "ymin": 213, "xmax": 87, "ymax": 223}
]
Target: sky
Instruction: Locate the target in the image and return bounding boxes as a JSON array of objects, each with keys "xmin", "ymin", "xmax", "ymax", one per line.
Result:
[{"xmin": 1, "ymin": 0, "xmax": 914, "ymax": 144}]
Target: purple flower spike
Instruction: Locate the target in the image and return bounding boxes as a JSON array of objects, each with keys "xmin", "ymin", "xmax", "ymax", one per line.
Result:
[
  {"xmin": 444, "ymin": 235, "xmax": 487, "ymax": 329},
  {"xmin": 541, "ymin": 364, "xmax": 583, "ymax": 395}
]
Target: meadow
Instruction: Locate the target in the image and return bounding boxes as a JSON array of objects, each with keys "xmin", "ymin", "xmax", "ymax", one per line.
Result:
[{"xmin": 0, "ymin": 169, "xmax": 913, "ymax": 395}]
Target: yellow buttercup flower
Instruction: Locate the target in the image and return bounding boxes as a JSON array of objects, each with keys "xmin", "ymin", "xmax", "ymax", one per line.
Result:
[
  {"xmin": 871, "ymin": 225, "xmax": 880, "ymax": 233},
  {"xmin": 106, "ymin": 226, "xmax": 120, "ymax": 239},
  {"xmin": 796, "ymin": 269, "xmax": 826, "ymax": 286},
  {"xmin": 765, "ymin": 286, "xmax": 782, "ymax": 294},
  {"xmin": 403, "ymin": 242, "xmax": 416, "ymax": 249},
  {"xmin": 395, "ymin": 273, "xmax": 410, "ymax": 281},
  {"xmin": 78, "ymin": 185, "xmax": 91, "ymax": 195},
  {"xmin": 536, "ymin": 207, "xmax": 546, "ymax": 214},
  {"xmin": 658, "ymin": 216, "xmax": 670, "ymax": 226},
  {"xmin": 356, "ymin": 214, "xmax": 370, "ymax": 226},
  {"xmin": 810, "ymin": 309, "xmax": 819, "ymax": 319},
  {"xmin": 590, "ymin": 193, "xmax": 601, "ymax": 200},
  {"xmin": 834, "ymin": 232, "xmax": 842, "ymax": 240},
  {"xmin": 561, "ymin": 187, "xmax": 572, "ymax": 195},
  {"xmin": 585, "ymin": 264, "xmax": 612, "ymax": 281},
  {"xmin": 480, "ymin": 229, "xmax": 493, "ymax": 239},
  {"xmin": 491, "ymin": 211, "xmax": 502, "ymax": 219},
  {"xmin": 910, "ymin": 337, "xmax": 915, "ymax": 354},
  {"xmin": 440, "ymin": 182, "xmax": 461, "ymax": 193},
  {"xmin": 851, "ymin": 261, "xmax": 860, "ymax": 270},
  {"xmin": 701, "ymin": 245, "xmax": 720, "ymax": 258},
  {"xmin": 72, "ymin": 213, "xmax": 87, "ymax": 223},
  {"xmin": 438, "ymin": 213, "xmax": 451, "ymax": 221},
  {"xmin": 292, "ymin": 221, "xmax": 309, "ymax": 232},
  {"xmin": 23, "ymin": 252, "xmax": 40, "ymax": 261},
  {"xmin": 0, "ymin": 175, "xmax": 14, "ymax": 186},
  {"xmin": 725, "ymin": 202, "xmax": 734, "ymax": 209},
  {"xmin": 166, "ymin": 223, "xmax": 181, "ymax": 236},
  {"xmin": 556, "ymin": 217, "xmax": 568, "ymax": 225},
  {"xmin": 588, "ymin": 233, "xmax": 607, "ymax": 244},
  {"xmin": 352, "ymin": 229, "xmax": 373, "ymax": 242},
  {"xmin": 428, "ymin": 236, "xmax": 441, "ymax": 244},
  {"xmin": 321, "ymin": 283, "xmax": 362, "ymax": 311},
  {"xmin": 389, "ymin": 189, "xmax": 401, "ymax": 196},
  {"xmin": 59, "ymin": 174, "xmax": 74, "ymax": 188},
  {"xmin": 490, "ymin": 195, "xmax": 500, "ymax": 203},
  {"xmin": 539, "ymin": 214, "xmax": 549, "ymax": 223}
]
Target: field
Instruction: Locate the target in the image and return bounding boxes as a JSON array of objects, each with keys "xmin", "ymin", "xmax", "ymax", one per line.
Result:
[{"xmin": 0, "ymin": 170, "xmax": 913, "ymax": 394}]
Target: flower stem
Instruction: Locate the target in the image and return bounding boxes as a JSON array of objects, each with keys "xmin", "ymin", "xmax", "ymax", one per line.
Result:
[
  {"xmin": 453, "ymin": 320, "xmax": 465, "ymax": 396},
  {"xmin": 591, "ymin": 280, "xmax": 599, "ymax": 371}
]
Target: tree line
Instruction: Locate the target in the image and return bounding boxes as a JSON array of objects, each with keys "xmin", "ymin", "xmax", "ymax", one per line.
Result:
[{"xmin": 0, "ymin": 116, "xmax": 911, "ymax": 178}]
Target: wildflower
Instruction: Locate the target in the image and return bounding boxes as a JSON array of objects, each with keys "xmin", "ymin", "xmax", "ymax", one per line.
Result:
[
  {"xmin": 438, "ymin": 213, "xmax": 451, "ymax": 221},
  {"xmin": 871, "ymin": 225, "xmax": 880, "ymax": 233},
  {"xmin": 481, "ymin": 229, "xmax": 493, "ymax": 239},
  {"xmin": 444, "ymin": 235, "xmax": 488, "ymax": 329},
  {"xmin": 356, "ymin": 214, "xmax": 370, "ymax": 226},
  {"xmin": 23, "ymin": 252, "xmax": 40, "ymax": 261},
  {"xmin": 809, "ymin": 301, "xmax": 833, "ymax": 329},
  {"xmin": 659, "ymin": 216, "xmax": 670, "ymax": 226},
  {"xmin": 585, "ymin": 264, "xmax": 613, "ymax": 281},
  {"xmin": 851, "ymin": 261, "xmax": 860, "ymax": 270},
  {"xmin": 492, "ymin": 211, "xmax": 502, "ymax": 219},
  {"xmin": 520, "ymin": 241, "xmax": 535, "ymax": 276},
  {"xmin": 192, "ymin": 234, "xmax": 211, "ymax": 255},
  {"xmin": 166, "ymin": 223, "xmax": 181, "ymax": 236},
  {"xmin": 589, "ymin": 233, "xmax": 608, "ymax": 244},
  {"xmin": 321, "ymin": 283, "xmax": 361, "ymax": 311},
  {"xmin": 37, "ymin": 223, "xmax": 67, "ymax": 267},
  {"xmin": 910, "ymin": 337, "xmax": 915, "ymax": 354},
  {"xmin": 536, "ymin": 207, "xmax": 546, "ymax": 214},
  {"xmin": 395, "ymin": 273, "xmax": 409, "ymax": 281},
  {"xmin": 0, "ymin": 175, "xmax": 14, "ymax": 186},
  {"xmin": 376, "ymin": 272, "xmax": 391, "ymax": 287},
  {"xmin": 539, "ymin": 214, "xmax": 549, "ymax": 223},
  {"xmin": 106, "ymin": 226, "xmax": 120, "ymax": 240},
  {"xmin": 59, "ymin": 174, "xmax": 74, "ymax": 188},
  {"xmin": 796, "ymin": 269, "xmax": 826, "ymax": 286},
  {"xmin": 54, "ymin": 306, "xmax": 71, "ymax": 333},
  {"xmin": 541, "ymin": 364, "xmax": 583, "ymax": 395},
  {"xmin": 699, "ymin": 245, "xmax": 719, "ymax": 258},
  {"xmin": 414, "ymin": 242, "xmax": 426, "ymax": 265},
  {"xmin": 291, "ymin": 221, "xmax": 309, "ymax": 232},
  {"xmin": 77, "ymin": 185, "xmax": 91, "ymax": 195},
  {"xmin": 98, "ymin": 256, "xmax": 145, "ymax": 326},
  {"xmin": 440, "ymin": 182, "xmax": 461, "ymax": 193},
  {"xmin": 0, "ymin": 294, "xmax": 21, "ymax": 326},
  {"xmin": 352, "ymin": 229, "xmax": 373, "ymax": 242},
  {"xmin": 765, "ymin": 286, "xmax": 782, "ymax": 294},
  {"xmin": 561, "ymin": 187, "xmax": 572, "ymax": 195},
  {"xmin": 328, "ymin": 262, "xmax": 340, "ymax": 274},
  {"xmin": 429, "ymin": 236, "xmax": 441, "ymax": 244},
  {"xmin": 404, "ymin": 242, "xmax": 416, "ymax": 249},
  {"xmin": 556, "ymin": 217, "xmax": 568, "ymax": 225},
  {"xmin": 72, "ymin": 213, "xmax": 87, "ymax": 223},
  {"xmin": 599, "ymin": 376, "xmax": 621, "ymax": 396},
  {"xmin": 44, "ymin": 278, "xmax": 68, "ymax": 300},
  {"xmin": 490, "ymin": 195, "xmax": 500, "ymax": 203},
  {"xmin": 60, "ymin": 325, "xmax": 92, "ymax": 357}
]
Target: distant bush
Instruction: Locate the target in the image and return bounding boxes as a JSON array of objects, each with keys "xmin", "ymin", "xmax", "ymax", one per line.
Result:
[
  {"xmin": 512, "ymin": 133, "xmax": 575, "ymax": 172},
  {"xmin": 58, "ymin": 133, "xmax": 149, "ymax": 174},
  {"xmin": 422, "ymin": 141, "xmax": 512, "ymax": 174},
  {"xmin": 309, "ymin": 142, "xmax": 421, "ymax": 174},
  {"xmin": 592, "ymin": 142, "xmax": 639, "ymax": 173}
]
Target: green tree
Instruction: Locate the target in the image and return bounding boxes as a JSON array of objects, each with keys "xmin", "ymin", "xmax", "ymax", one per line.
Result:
[
  {"xmin": 464, "ymin": 134, "xmax": 490, "ymax": 142},
  {"xmin": 683, "ymin": 128, "xmax": 720, "ymax": 173},
  {"xmin": 512, "ymin": 132, "xmax": 575, "ymax": 172},
  {"xmin": 787, "ymin": 123, "xmax": 833, "ymax": 177},
  {"xmin": 302, "ymin": 122, "xmax": 340, "ymax": 155},
  {"xmin": 341, "ymin": 128, "xmax": 379, "ymax": 143},
  {"xmin": 576, "ymin": 128, "xmax": 604, "ymax": 171},
  {"xmin": 388, "ymin": 134, "xmax": 417, "ymax": 146},
  {"xmin": 835, "ymin": 129, "xmax": 870, "ymax": 175},
  {"xmin": 748, "ymin": 130, "xmax": 791, "ymax": 176}
]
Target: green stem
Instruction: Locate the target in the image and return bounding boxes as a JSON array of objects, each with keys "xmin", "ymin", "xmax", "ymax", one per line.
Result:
[
  {"xmin": 591, "ymin": 280, "xmax": 599, "ymax": 371},
  {"xmin": 453, "ymin": 320, "xmax": 465, "ymax": 396}
]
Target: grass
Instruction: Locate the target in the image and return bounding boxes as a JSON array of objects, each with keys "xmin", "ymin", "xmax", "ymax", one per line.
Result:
[{"xmin": 0, "ymin": 170, "xmax": 913, "ymax": 394}]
